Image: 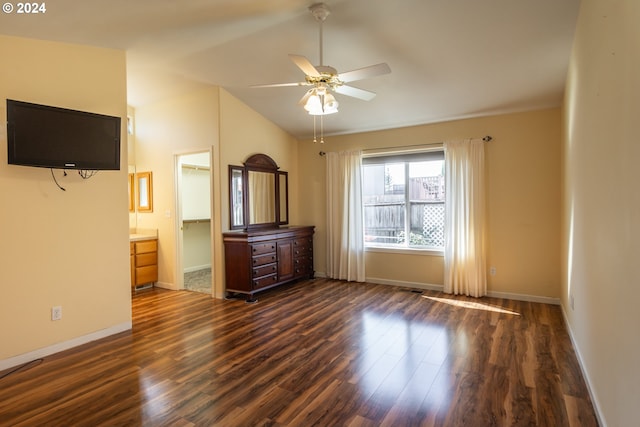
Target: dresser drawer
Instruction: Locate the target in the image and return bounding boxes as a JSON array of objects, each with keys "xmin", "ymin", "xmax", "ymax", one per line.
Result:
[
  {"xmin": 251, "ymin": 242, "xmax": 276, "ymax": 256},
  {"xmin": 253, "ymin": 274, "xmax": 278, "ymax": 289},
  {"xmin": 253, "ymin": 253, "xmax": 277, "ymax": 266},
  {"xmin": 293, "ymin": 237, "xmax": 312, "ymax": 248},
  {"xmin": 293, "ymin": 245, "xmax": 311, "ymax": 257},
  {"xmin": 294, "ymin": 257, "xmax": 313, "ymax": 272},
  {"xmin": 253, "ymin": 263, "xmax": 277, "ymax": 278}
]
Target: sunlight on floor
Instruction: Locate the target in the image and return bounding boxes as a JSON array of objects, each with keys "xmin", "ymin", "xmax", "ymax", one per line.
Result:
[{"xmin": 423, "ymin": 296, "xmax": 521, "ymax": 315}]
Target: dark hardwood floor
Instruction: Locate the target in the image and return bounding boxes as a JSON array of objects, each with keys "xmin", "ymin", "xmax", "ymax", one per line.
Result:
[{"xmin": 0, "ymin": 279, "xmax": 598, "ymax": 426}]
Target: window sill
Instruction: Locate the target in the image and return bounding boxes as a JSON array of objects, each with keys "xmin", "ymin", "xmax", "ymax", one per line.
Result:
[{"xmin": 365, "ymin": 245, "xmax": 444, "ymax": 256}]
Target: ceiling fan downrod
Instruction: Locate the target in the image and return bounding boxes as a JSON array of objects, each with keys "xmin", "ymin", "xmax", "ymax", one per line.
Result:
[{"xmin": 310, "ymin": 3, "xmax": 330, "ymax": 66}]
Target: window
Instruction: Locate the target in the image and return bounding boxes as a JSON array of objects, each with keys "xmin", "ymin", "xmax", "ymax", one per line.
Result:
[{"xmin": 362, "ymin": 150, "xmax": 445, "ymax": 250}]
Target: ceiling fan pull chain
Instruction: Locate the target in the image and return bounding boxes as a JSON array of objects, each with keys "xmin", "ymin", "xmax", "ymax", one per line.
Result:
[
  {"xmin": 320, "ymin": 114, "xmax": 325, "ymax": 143},
  {"xmin": 313, "ymin": 115, "xmax": 317, "ymax": 143}
]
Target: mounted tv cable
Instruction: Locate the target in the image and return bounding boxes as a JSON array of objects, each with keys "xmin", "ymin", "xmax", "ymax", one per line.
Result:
[
  {"xmin": 50, "ymin": 169, "xmax": 66, "ymax": 191},
  {"xmin": 78, "ymin": 169, "xmax": 98, "ymax": 179},
  {"xmin": 49, "ymin": 168, "xmax": 100, "ymax": 191}
]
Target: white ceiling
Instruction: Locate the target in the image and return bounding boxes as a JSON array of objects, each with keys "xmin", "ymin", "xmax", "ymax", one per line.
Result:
[{"xmin": 0, "ymin": 0, "xmax": 580, "ymax": 139}]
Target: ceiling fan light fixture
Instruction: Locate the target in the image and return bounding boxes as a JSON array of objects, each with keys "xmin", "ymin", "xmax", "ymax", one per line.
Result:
[
  {"xmin": 250, "ymin": 1, "xmax": 390, "ymax": 141},
  {"xmin": 321, "ymin": 92, "xmax": 339, "ymax": 114},
  {"xmin": 304, "ymin": 87, "xmax": 339, "ymax": 115},
  {"xmin": 304, "ymin": 92, "xmax": 323, "ymax": 114}
]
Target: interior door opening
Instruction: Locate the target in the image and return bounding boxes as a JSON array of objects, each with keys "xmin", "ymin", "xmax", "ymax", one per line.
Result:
[{"xmin": 176, "ymin": 151, "xmax": 212, "ymax": 294}]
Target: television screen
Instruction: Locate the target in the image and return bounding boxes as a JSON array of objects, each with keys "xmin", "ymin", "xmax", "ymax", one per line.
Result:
[{"xmin": 6, "ymin": 99, "xmax": 121, "ymax": 170}]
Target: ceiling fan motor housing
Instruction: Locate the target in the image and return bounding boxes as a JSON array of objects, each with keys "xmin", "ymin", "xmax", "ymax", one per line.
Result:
[
  {"xmin": 310, "ymin": 3, "xmax": 330, "ymax": 22},
  {"xmin": 305, "ymin": 65, "xmax": 342, "ymax": 88}
]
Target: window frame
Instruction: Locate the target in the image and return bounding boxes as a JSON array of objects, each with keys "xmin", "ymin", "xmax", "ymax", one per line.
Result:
[{"xmin": 361, "ymin": 146, "xmax": 445, "ymax": 256}]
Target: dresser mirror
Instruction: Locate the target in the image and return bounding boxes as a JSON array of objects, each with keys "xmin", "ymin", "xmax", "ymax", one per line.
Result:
[
  {"xmin": 230, "ymin": 168, "xmax": 244, "ymax": 228},
  {"xmin": 229, "ymin": 153, "xmax": 288, "ymax": 230}
]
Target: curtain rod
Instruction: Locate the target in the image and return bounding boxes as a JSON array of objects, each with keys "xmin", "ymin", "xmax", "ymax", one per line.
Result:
[{"xmin": 318, "ymin": 135, "xmax": 492, "ymax": 156}]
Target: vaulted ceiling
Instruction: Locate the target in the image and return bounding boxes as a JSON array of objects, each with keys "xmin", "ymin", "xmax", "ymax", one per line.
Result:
[{"xmin": 0, "ymin": 0, "xmax": 580, "ymax": 139}]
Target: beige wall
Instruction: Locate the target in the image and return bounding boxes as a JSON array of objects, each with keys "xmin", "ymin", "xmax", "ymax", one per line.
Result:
[
  {"xmin": 219, "ymin": 89, "xmax": 300, "ymax": 228},
  {"xmin": 562, "ymin": 1, "xmax": 640, "ymax": 425},
  {"xmin": 134, "ymin": 85, "xmax": 222, "ymax": 295},
  {"xmin": 298, "ymin": 109, "xmax": 561, "ymax": 300},
  {"xmin": 132, "ymin": 87, "xmax": 298, "ymax": 298},
  {"xmin": 0, "ymin": 36, "xmax": 130, "ymax": 366},
  {"xmin": 128, "ymin": 105, "xmax": 137, "ymax": 230}
]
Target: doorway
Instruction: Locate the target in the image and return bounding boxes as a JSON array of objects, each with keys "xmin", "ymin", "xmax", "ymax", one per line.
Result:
[{"xmin": 175, "ymin": 150, "xmax": 212, "ymax": 294}]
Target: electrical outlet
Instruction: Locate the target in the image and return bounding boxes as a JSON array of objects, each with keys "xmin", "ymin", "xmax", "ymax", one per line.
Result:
[
  {"xmin": 51, "ymin": 306, "xmax": 62, "ymax": 321},
  {"xmin": 489, "ymin": 267, "xmax": 497, "ymax": 276}
]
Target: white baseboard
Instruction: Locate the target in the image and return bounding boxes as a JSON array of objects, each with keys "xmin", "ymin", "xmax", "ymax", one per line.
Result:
[
  {"xmin": 154, "ymin": 281, "xmax": 177, "ymax": 290},
  {"xmin": 183, "ymin": 264, "xmax": 211, "ymax": 274},
  {"xmin": 560, "ymin": 305, "xmax": 606, "ymax": 427},
  {"xmin": 320, "ymin": 273, "xmax": 561, "ymax": 305},
  {"xmin": 486, "ymin": 290, "xmax": 560, "ymax": 305},
  {"xmin": 365, "ymin": 276, "xmax": 444, "ymax": 292},
  {"xmin": 0, "ymin": 321, "xmax": 132, "ymax": 372}
]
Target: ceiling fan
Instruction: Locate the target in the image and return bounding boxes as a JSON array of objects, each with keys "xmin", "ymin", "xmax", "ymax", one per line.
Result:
[{"xmin": 252, "ymin": 2, "xmax": 391, "ymax": 116}]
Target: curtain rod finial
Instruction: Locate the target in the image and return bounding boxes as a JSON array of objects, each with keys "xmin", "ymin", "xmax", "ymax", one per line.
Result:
[{"xmin": 482, "ymin": 135, "xmax": 493, "ymax": 142}]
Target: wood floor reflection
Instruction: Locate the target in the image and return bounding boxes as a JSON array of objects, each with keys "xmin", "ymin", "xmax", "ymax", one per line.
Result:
[{"xmin": 0, "ymin": 279, "xmax": 599, "ymax": 426}]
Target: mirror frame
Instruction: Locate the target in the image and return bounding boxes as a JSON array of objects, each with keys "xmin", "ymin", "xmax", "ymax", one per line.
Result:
[
  {"xmin": 136, "ymin": 171, "xmax": 153, "ymax": 213},
  {"xmin": 228, "ymin": 154, "xmax": 289, "ymax": 230},
  {"xmin": 229, "ymin": 166, "xmax": 246, "ymax": 229},
  {"xmin": 278, "ymin": 170, "xmax": 289, "ymax": 224},
  {"xmin": 128, "ymin": 173, "xmax": 135, "ymax": 212}
]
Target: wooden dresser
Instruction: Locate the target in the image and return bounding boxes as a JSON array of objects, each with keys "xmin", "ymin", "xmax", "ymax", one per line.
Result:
[{"xmin": 223, "ymin": 226, "xmax": 314, "ymax": 302}]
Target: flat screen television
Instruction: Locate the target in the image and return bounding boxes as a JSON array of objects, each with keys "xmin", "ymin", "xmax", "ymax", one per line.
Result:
[{"xmin": 6, "ymin": 99, "xmax": 121, "ymax": 170}]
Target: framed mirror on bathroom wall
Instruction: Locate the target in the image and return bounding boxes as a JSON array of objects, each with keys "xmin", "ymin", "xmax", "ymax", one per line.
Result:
[
  {"xmin": 228, "ymin": 153, "xmax": 288, "ymax": 230},
  {"xmin": 136, "ymin": 171, "xmax": 153, "ymax": 212}
]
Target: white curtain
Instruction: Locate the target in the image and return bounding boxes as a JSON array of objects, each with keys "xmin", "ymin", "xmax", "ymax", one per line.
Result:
[
  {"xmin": 444, "ymin": 139, "xmax": 487, "ymax": 297},
  {"xmin": 248, "ymin": 171, "xmax": 275, "ymax": 224},
  {"xmin": 326, "ymin": 150, "xmax": 365, "ymax": 282}
]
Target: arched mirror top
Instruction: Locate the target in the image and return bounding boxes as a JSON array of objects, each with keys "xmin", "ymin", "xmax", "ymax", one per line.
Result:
[
  {"xmin": 244, "ymin": 153, "xmax": 280, "ymax": 171},
  {"xmin": 229, "ymin": 153, "xmax": 288, "ymax": 231}
]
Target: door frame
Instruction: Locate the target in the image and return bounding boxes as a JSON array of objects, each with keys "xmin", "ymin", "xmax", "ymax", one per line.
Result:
[{"xmin": 174, "ymin": 148, "xmax": 214, "ymax": 292}]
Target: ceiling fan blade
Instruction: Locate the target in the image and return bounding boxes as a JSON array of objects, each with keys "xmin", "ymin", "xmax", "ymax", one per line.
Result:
[
  {"xmin": 289, "ymin": 54, "xmax": 321, "ymax": 77},
  {"xmin": 250, "ymin": 82, "xmax": 309, "ymax": 88},
  {"xmin": 338, "ymin": 63, "xmax": 391, "ymax": 83},
  {"xmin": 334, "ymin": 85, "xmax": 377, "ymax": 101}
]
